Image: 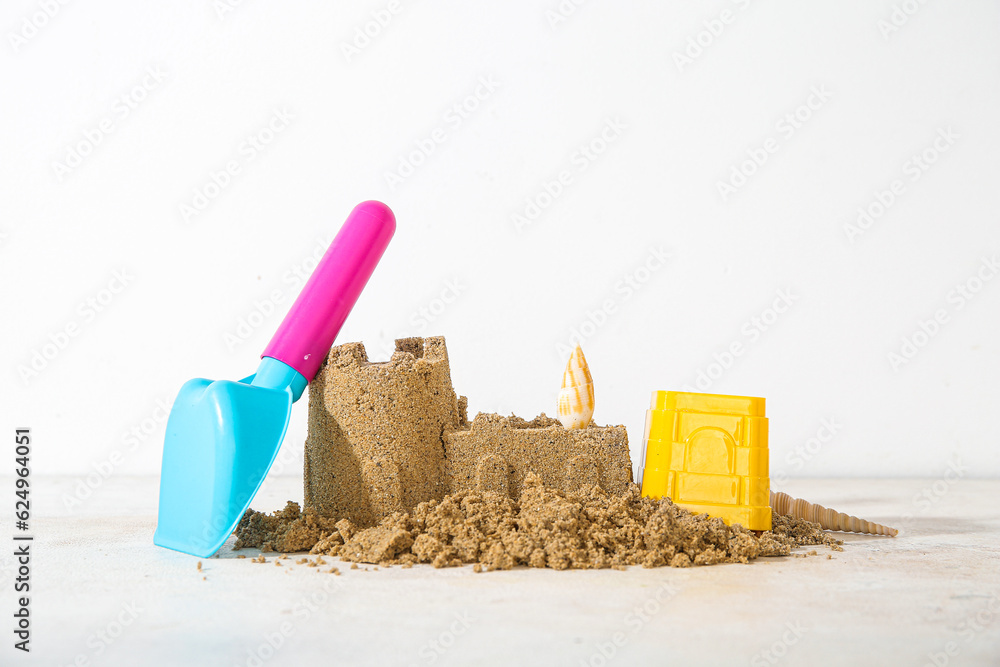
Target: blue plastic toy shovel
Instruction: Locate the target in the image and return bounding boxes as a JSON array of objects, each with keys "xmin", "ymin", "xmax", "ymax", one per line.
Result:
[{"xmin": 153, "ymin": 201, "xmax": 395, "ymax": 557}]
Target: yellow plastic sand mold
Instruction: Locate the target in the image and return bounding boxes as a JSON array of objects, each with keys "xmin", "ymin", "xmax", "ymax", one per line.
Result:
[{"xmin": 639, "ymin": 390, "xmax": 771, "ymax": 531}]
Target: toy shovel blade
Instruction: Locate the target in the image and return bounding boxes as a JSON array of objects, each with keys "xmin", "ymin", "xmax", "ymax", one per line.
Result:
[
  {"xmin": 154, "ymin": 201, "xmax": 395, "ymax": 557},
  {"xmin": 153, "ymin": 376, "xmax": 293, "ymax": 557}
]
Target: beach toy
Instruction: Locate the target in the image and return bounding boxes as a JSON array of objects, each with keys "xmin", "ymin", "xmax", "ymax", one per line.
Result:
[
  {"xmin": 639, "ymin": 390, "xmax": 772, "ymax": 531},
  {"xmin": 154, "ymin": 201, "xmax": 395, "ymax": 557}
]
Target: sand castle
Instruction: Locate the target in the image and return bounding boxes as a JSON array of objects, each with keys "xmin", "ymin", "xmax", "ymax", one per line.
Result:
[
  {"xmin": 237, "ymin": 336, "xmax": 880, "ymax": 565},
  {"xmin": 303, "ymin": 336, "xmax": 633, "ymax": 526}
]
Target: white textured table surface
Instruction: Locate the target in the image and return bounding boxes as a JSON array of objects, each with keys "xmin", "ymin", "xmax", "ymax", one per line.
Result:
[{"xmin": 2, "ymin": 476, "xmax": 998, "ymax": 667}]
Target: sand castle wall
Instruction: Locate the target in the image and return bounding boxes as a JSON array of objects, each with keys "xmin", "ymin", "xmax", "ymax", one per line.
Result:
[
  {"xmin": 444, "ymin": 414, "xmax": 632, "ymax": 499},
  {"xmin": 304, "ymin": 336, "xmax": 631, "ymax": 527}
]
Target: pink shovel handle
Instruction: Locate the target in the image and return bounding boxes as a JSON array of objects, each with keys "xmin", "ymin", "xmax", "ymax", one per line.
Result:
[{"xmin": 262, "ymin": 201, "xmax": 395, "ymax": 382}]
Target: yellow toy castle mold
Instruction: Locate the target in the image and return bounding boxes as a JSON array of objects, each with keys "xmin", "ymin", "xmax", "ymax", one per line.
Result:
[{"xmin": 639, "ymin": 390, "xmax": 772, "ymax": 531}]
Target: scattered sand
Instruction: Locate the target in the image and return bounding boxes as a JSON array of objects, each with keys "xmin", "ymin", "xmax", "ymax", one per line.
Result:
[
  {"xmin": 235, "ymin": 473, "xmax": 841, "ymax": 570},
  {"xmin": 234, "ymin": 501, "xmax": 339, "ymax": 553}
]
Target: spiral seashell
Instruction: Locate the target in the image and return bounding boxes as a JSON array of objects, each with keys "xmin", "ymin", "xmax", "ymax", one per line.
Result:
[
  {"xmin": 770, "ymin": 490, "xmax": 898, "ymax": 537},
  {"xmin": 557, "ymin": 345, "xmax": 594, "ymax": 429}
]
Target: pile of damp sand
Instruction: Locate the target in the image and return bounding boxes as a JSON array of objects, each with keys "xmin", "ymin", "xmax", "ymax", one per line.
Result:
[{"xmin": 234, "ymin": 473, "xmax": 842, "ymax": 571}]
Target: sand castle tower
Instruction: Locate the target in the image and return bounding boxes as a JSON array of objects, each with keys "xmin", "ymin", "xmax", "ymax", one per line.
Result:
[{"xmin": 304, "ymin": 336, "xmax": 468, "ymax": 526}]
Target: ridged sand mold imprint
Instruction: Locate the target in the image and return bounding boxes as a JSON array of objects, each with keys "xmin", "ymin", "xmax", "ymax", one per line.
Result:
[
  {"xmin": 770, "ymin": 490, "xmax": 898, "ymax": 537},
  {"xmin": 557, "ymin": 345, "xmax": 595, "ymax": 430}
]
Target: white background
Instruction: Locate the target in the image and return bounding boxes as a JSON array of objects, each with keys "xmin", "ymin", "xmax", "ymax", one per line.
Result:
[{"xmin": 2, "ymin": 0, "xmax": 998, "ymax": 483}]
